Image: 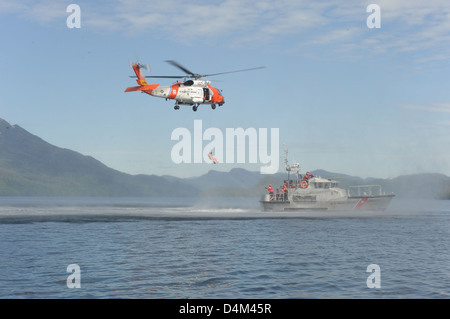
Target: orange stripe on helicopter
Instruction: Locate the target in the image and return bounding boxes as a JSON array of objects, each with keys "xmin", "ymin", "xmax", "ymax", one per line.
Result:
[{"xmin": 168, "ymin": 83, "xmax": 180, "ymax": 99}]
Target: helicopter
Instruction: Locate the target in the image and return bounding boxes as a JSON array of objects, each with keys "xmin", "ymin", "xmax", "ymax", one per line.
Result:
[{"xmin": 125, "ymin": 60, "xmax": 264, "ymax": 111}]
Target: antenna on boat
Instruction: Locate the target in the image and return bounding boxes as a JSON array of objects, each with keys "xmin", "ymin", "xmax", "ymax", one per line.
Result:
[
  {"xmin": 282, "ymin": 144, "xmax": 302, "ymax": 188},
  {"xmin": 283, "ymin": 144, "xmax": 289, "ymax": 168},
  {"xmin": 284, "ymin": 149, "xmax": 288, "ymax": 167},
  {"xmin": 283, "ymin": 144, "xmax": 290, "ymax": 182}
]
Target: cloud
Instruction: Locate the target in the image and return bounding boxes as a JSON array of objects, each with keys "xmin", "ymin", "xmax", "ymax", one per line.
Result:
[
  {"xmin": 3, "ymin": 0, "xmax": 450, "ymax": 61},
  {"xmin": 361, "ymin": 0, "xmax": 450, "ymax": 57},
  {"xmin": 0, "ymin": 1, "xmax": 354, "ymax": 41},
  {"xmin": 400, "ymin": 102, "xmax": 450, "ymax": 114},
  {"xmin": 100, "ymin": 0, "xmax": 331, "ymax": 43},
  {"xmin": 0, "ymin": 0, "xmax": 26, "ymax": 13},
  {"xmin": 0, "ymin": 0, "xmax": 67, "ymax": 23}
]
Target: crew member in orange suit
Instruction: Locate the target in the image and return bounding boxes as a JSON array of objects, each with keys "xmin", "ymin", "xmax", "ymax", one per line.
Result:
[
  {"xmin": 265, "ymin": 184, "xmax": 274, "ymax": 200},
  {"xmin": 282, "ymin": 183, "xmax": 288, "ymax": 201}
]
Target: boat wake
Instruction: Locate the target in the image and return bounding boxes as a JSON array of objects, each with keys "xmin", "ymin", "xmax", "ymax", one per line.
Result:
[{"xmin": 0, "ymin": 197, "xmax": 443, "ymax": 224}]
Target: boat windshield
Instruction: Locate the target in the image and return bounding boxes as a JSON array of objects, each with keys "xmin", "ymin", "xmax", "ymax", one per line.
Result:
[{"xmin": 314, "ymin": 182, "xmax": 337, "ymax": 188}]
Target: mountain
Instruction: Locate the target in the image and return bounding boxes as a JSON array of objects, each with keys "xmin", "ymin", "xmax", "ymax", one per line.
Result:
[
  {"xmin": 370, "ymin": 173, "xmax": 450, "ymax": 199},
  {"xmin": 1, "ymin": 117, "xmax": 449, "ymax": 199},
  {"xmin": 0, "ymin": 118, "xmax": 197, "ymax": 197},
  {"xmin": 199, "ymin": 168, "xmax": 450, "ymax": 199}
]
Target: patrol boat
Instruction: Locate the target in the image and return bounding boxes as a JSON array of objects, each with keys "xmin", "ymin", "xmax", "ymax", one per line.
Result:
[{"xmin": 260, "ymin": 151, "xmax": 395, "ymax": 211}]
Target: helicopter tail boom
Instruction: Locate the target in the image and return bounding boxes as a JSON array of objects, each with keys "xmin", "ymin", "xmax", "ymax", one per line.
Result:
[
  {"xmin": 124, "ymin": 84, "xmax": 159, "ymax": 93},
  {"xmin": 125, "ymin": 62, "xmax": 159, "ymax": 93},
  {"xmin": 132, "ymin": 63, "xmax": 149, "ymax": 86}
]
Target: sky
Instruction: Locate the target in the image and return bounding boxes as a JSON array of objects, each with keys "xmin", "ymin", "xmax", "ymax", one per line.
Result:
[{"xmin": 1, "ymin": 0, "xmax": 449, "ymax": 179}]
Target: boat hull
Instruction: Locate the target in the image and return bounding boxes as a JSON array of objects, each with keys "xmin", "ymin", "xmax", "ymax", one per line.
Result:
[{"xmin": 260, "ymin": 194, "xmax": 395, "ymax": 211}]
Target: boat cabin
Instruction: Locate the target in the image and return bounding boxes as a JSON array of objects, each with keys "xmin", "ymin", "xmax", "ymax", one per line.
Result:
[{"xmin": 308, "ymin": 177, "xmax": 338, "ymax": 189}]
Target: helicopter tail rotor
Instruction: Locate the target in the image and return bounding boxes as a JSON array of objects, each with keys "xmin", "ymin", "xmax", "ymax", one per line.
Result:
[
  {"xmin": 130, "ymin": 52, "xmax": 150, "ymax": 73},
  {"xmin": 138, "ymin": 63, "xmax": 150, "ymax": 72},
  {"xmin": 127, "ymin": 60, "xmax": 151, "ymax": 86}
]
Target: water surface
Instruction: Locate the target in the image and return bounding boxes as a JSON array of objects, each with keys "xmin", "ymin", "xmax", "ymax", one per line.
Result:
[{"xmin": 0, "ymin": 197, "xmax": 448, "ymax": 298}]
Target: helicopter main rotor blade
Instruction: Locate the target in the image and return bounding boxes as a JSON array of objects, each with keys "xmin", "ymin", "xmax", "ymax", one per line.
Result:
[
  {"xmin": 129, "ymin": 75, "xmax": 186, "ymax": 78},
  {"xmin": 166, "ymin": 60, "xmax": 265, "ymax": 79},
  {"xmin": 202, "ymin": 66, "xmax": 266, "ymax": 77},
  {"xmin": 130, "ymin": 61, "xmax": 266, "ymax": 80},
  {"xmin": 165, "ymin": 60, "xmax": 197, "ymax": 77},
  {"xmin": 147, "ymin": 75, "xmax": 186, "ymax": 78}
]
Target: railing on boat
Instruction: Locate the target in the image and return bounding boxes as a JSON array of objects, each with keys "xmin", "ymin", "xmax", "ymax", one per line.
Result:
[{"xmin": 347, "ymin": 185, "xmax": 384, "ymax": 197}]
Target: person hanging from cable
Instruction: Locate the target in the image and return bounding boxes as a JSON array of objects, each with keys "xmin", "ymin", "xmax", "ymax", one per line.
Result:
[{"xmin": 208, "ymin": 151, "xmax": 219, "ymax": 164}]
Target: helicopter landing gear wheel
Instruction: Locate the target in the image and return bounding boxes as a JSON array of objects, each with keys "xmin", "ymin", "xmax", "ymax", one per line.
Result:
[
  {"xmin": 211, "ymin": 104, "xmax": 216, "ymax": 110},
  {"xmin": 192, "ymin": 104, "xmax": 198, "ymax": 112},
  {"xmin": 174, "ymin": 105, "xmax": 180, "ymax": 110}
]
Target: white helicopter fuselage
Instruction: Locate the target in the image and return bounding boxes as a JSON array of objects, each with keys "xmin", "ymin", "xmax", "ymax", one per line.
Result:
[
  {"xmin": 125, "ymin": 61, "xmax": 232, "ymax": 111},
  {"xmin": 151, "ymin": 80, "xmax": 213, "ymax": 105}
]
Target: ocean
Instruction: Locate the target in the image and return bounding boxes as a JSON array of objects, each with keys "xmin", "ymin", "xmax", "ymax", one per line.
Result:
[{"xmin": 0, "ymin": 197, "xmax": 448, "ymax": 299}]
